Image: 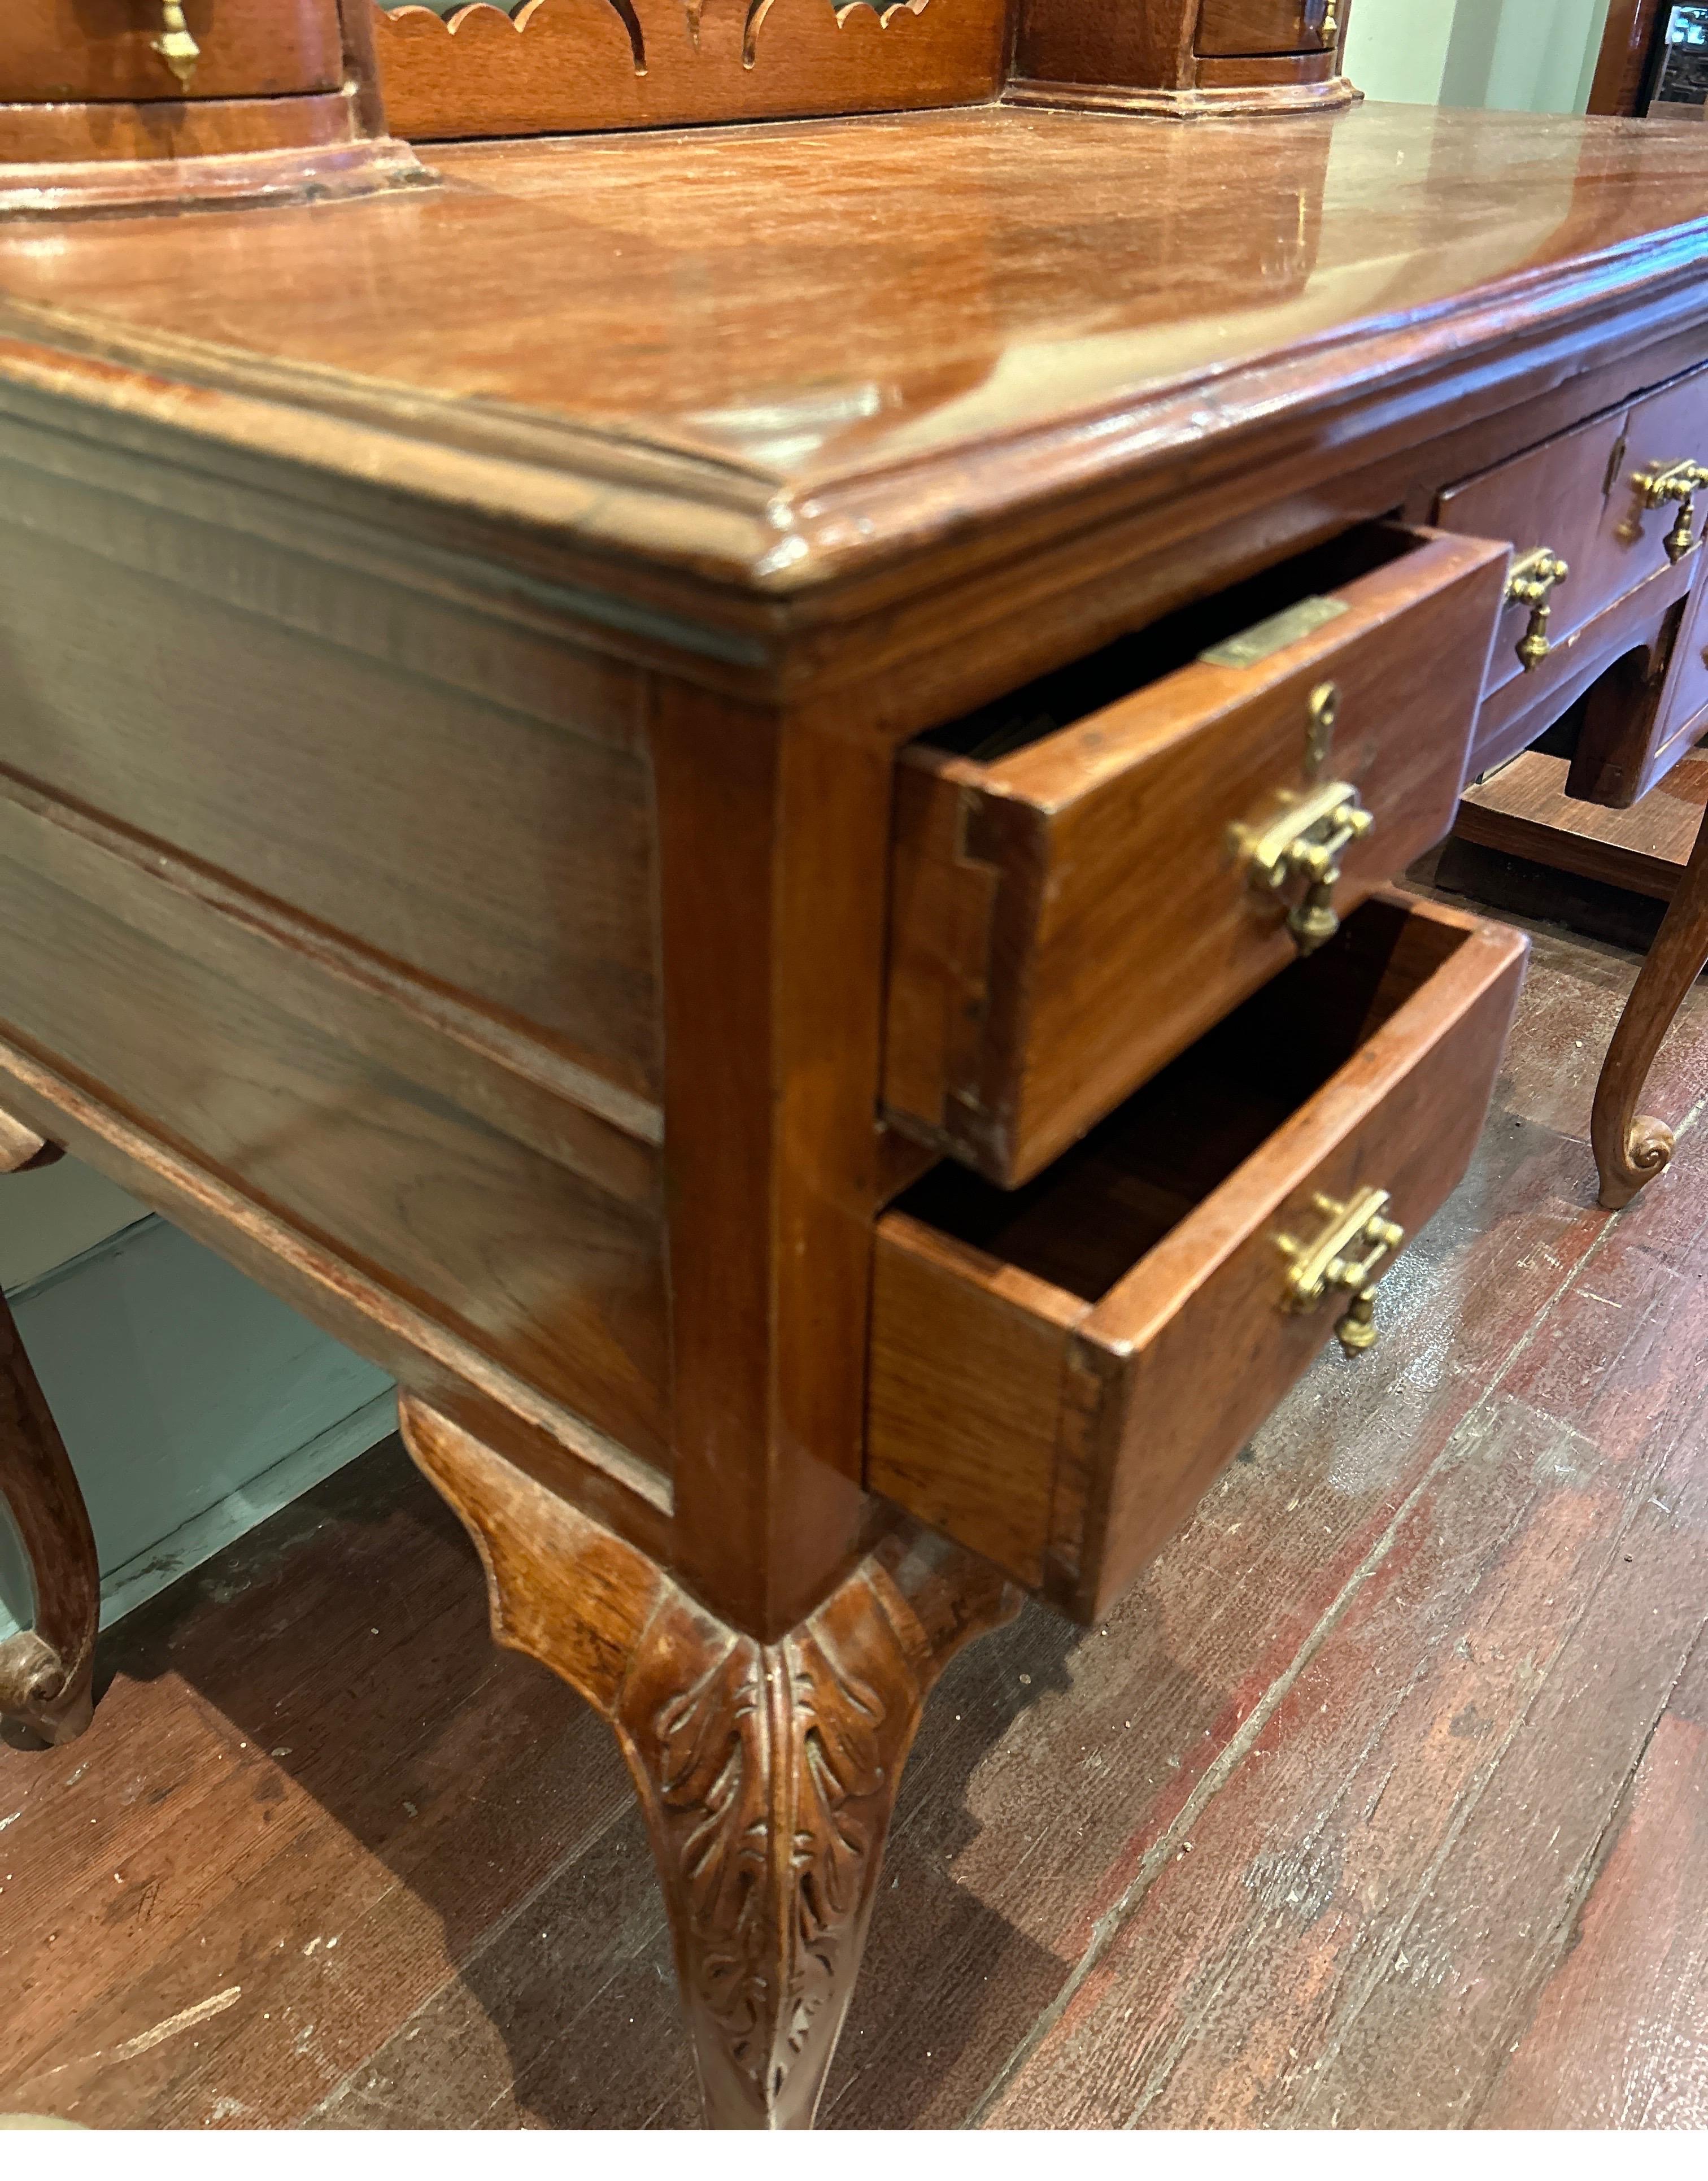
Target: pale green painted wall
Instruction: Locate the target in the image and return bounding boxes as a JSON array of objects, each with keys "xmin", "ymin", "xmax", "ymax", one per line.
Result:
[
  {"xmin": 1346, "ymin": 0, "xmax": 1614, "ymax": 113},
  {"xmin": 1345, "ymin": 0, "xmax": 1459, "ymax": 104},
  {"xmin": 1, "ymin": 1216, "xmax": 394, "ymax": 1643}
]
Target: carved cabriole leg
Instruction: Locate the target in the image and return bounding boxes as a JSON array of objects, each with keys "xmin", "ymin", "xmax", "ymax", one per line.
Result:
[
  {"xmin": 400, "ymin": 1394, "xmax": 1019, "ymax": 2130},
  {"xmin": 1593, "ymin": 787, "xmax": 1708, "ymax": 1208},
  {"xmin": 0, "ymin": 1117, "xmax": 99, "ymax": 1745}
]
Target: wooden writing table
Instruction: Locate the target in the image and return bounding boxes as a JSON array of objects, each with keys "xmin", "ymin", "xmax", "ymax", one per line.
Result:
[{"xmin": 5, "ymin": 99, "xmax": 1708, "ymax": 2126}]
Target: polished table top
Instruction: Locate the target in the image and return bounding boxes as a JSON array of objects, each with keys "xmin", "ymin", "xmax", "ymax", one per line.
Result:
[{"xmin": 5, "ymin": 103, "xmax": 1708, "ymax": 596}]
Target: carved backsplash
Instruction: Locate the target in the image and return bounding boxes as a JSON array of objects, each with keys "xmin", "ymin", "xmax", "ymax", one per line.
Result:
[{"xmin": 371, "ymin": 0, "xmax": 1007, "ymax": 140}]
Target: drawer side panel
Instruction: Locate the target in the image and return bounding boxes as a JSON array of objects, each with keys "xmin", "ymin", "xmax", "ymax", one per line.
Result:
[
  {"xmin": 1070, "ymin": 917, "xmax": 1528, "ymax": 1618},
  {"xmin": 868, "ymin": 1215, "xmax": 1080, "ymax": 1588}
]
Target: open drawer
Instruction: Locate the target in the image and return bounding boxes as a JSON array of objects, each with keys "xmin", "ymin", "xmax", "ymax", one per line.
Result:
[
  {"xmin": 868, "ymin": 895, "xmax": 1528, "ymax": 1622},
  {"xmin": 883, "ymin": 523, "xmax": 1510, "ymax": 1188}
]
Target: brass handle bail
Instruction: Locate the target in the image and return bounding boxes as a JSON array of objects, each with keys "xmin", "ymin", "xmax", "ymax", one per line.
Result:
[
  {"xmin": 152, "ymin": 0, "xmax": 200, "ymax": 92},
  {"xmin": 1239, "ymin": 712, "xmax": 1373, "ymax": 958},
  {"xmin": 1506, "ymin": 546, "xmax": 1569, "ymax": 672},
  {"xmin": 1276, "ymin": 1185, "xmax": 1405, "ymax": 1357},
  {"xmin": 1635, "ymin": 458, "xmax": 1708, "ymax": 565}
]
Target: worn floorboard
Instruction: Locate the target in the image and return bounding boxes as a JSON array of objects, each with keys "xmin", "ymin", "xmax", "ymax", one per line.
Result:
[{"xmin": 3, "ymin": 878, "xmax": 1708, "ymax": 2130}]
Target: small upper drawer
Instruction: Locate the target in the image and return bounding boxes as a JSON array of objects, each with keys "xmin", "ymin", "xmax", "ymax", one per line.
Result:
[
  {"xmin": 1439, "ymin": 364, "xmax": 1708, "ymax": 698},
  {"xmin": 0, "ymin": 0, "xmax": 346, "ymax": 103},
  {"xmin": 1196, "ymin": 1, "xmax": 1335, "ymax": 55},
  {"xmin": 869, "ymin": 896, "xmax": 1529, "ymax": 1621},
  {"xmin": 883, "ymin": 524, "xmax": 1509, "ymax": 1189}
]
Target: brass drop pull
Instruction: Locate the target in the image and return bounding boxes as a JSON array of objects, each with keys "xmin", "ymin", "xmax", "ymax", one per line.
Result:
[
  {"xmin": 152, "ymin": 0, "xmax": 200, "ymax": 92},
  {"xmin": 1241, "ymin": 767, "xmax": 1374, "ymax": 957},
  {"xmin": 1321, "ymin": 0, "xmax": 1339, "ymax": 47},
  {"xmin": 1506, "ymin": 546, "xmax": 1569, "ymax": 672},
  {"xmin": 1635, "ymin": 458, "xmax": 1708, "ymax": 565},
  {"xmin": 1276, "ymin": 1185, "xmax": 1404, "ymax": 1356}
]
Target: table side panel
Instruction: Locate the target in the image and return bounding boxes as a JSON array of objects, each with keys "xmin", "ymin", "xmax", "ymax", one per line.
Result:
[
  {"xmin": 0, "ymin": 481, "xmax": 675, "ymax": 1480},
  {"xmin": 0, "ymin": 477, "xmax": 663, "ymax": 1107},
  {"xmin": 0, "ymin": 812, "xmax": 673, "ymax": 1469}
]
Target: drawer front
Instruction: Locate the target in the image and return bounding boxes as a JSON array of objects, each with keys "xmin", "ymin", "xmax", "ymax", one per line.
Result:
[
  {"xmin": 1439, "ymin": 365, "xmax": 1708, "ymax": 704},
  {"xmin": 1195, "ymin": 0, "xmax": 1334, "ymax": 54},
  {"xmin": 869, "ymin": 897, "xmax": 1528, "ymax": 1620},
  {"xmin": 1604, "ymin": 371, "xmax": 1708, "ymax": 612},
  {"xmin": 0, "ymin": 0, "xmax": 346, "ymax": 103},
  {"xmin": 883, "ymin": 527, "xmax": 1509, "ymax": 1188},
  {"xmin": 1437, "ymin": 409, "xmax": 1628, "ymax": 696}
]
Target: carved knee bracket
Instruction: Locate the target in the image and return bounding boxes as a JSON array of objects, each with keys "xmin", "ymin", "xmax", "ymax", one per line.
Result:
[{"xmin": 401, "ymin": 1394, "xmax": 1019, "ymax": 2128}]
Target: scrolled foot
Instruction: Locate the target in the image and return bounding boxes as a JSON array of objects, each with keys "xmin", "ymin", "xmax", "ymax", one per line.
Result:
[
  {"xmin": 0, "ymin": 1629, "xmax": 94, "ymax": 1746},
  {"xmin": 1597, "ymin": 1115, "xmax": 1675, "ymax": 1211}
]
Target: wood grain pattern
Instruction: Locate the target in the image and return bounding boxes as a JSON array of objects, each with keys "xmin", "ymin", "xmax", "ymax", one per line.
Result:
[
  {"xmin": 5, "ymin": 85, "xmax": 1708, "ymax": 2133},
  {"xmin": 1461, "ymin": 558, "xmax": 1696, "ymax": 789},
  {"xmin": 373, "ymin": 0, "xmax": 1006, "ymax": 142},
  {"xmin": 0, "ymin": 87, "xmax": 376, "ymax": 164},
  {"xmin": 0, "ymin": 831, "xmax": 672, "ymax": 1466},
  {"xmin": 649, "ymin": 681, "xmax": 890, "ymax": 1635},
  {"xmin": 0, "ymin": 1104, "xmax": 58, "ymax": 1174},
  {"xmin": 883, "ymin": 526, "xmax": 1508, "ymax": 1184},
  {"xmin": 982, "ymin": 1158, "xmax": 1708, "ymax": 2129},
  {"xmin": 403, "ymin": 1397, "xmax": 1017, "ymax": 2129},
  {"xmin": 0, "ymin": 447, "xmax": 662, "ymax": 1108},
  {"xmin": 0, "ymin": 0, "xmax": 423, "ymax": 212},
  {"xmin": 0, "ymin": 132, "xmax": 427, "ymax": 219},
  {"xmin": 1481, "ymin": 1670, "xmax": 1708, "ymax": 2127},
  {"xmin": 1437, "ymin": 361, "xmax": 1708, "ymax": 773},
  {"xmin": 871, "ymin": 898, "xmax": 1528, "ymax": 1618}
]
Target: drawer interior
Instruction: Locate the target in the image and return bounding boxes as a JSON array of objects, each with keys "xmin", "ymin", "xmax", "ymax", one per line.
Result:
[
  {"xmin": 891, "ymin": 894, "xmax": 1465, "ymax": 1305},
  {"xmin": 918, "ymin": 524, "xmax": 1416, "ymax": 767}
]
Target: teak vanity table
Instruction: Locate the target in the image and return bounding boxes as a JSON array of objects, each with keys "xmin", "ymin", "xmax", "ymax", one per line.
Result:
[{"xmin": 6, "ymin": 0, "xmax": 1708, "ymax": 2131}]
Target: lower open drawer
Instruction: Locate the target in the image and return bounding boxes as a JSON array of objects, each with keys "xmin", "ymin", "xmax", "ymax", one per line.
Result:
[{"xmin": 867, "ymin": 895, "xmax": 1528, "ymax": 1621}]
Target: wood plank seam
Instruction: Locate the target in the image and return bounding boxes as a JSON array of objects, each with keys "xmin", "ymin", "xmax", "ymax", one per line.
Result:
[
  {"xmin": 1461, "ymin": 1623, "xmax": 1708, "ymax": 2119},
  {"xmin": 1260, "ymin": 1465, "xmax": 1702, "ymax": 2125}
]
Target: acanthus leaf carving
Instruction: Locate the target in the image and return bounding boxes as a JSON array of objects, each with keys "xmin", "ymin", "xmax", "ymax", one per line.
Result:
[{"xmin": 626, "ymin": 1589, "xmax": 900, "ymax": 2118}]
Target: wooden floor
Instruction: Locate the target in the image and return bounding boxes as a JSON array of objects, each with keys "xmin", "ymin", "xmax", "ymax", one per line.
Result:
[{"xmin": 5, "ymin": 869, "xmax": 1708, "ymax": 2130}]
